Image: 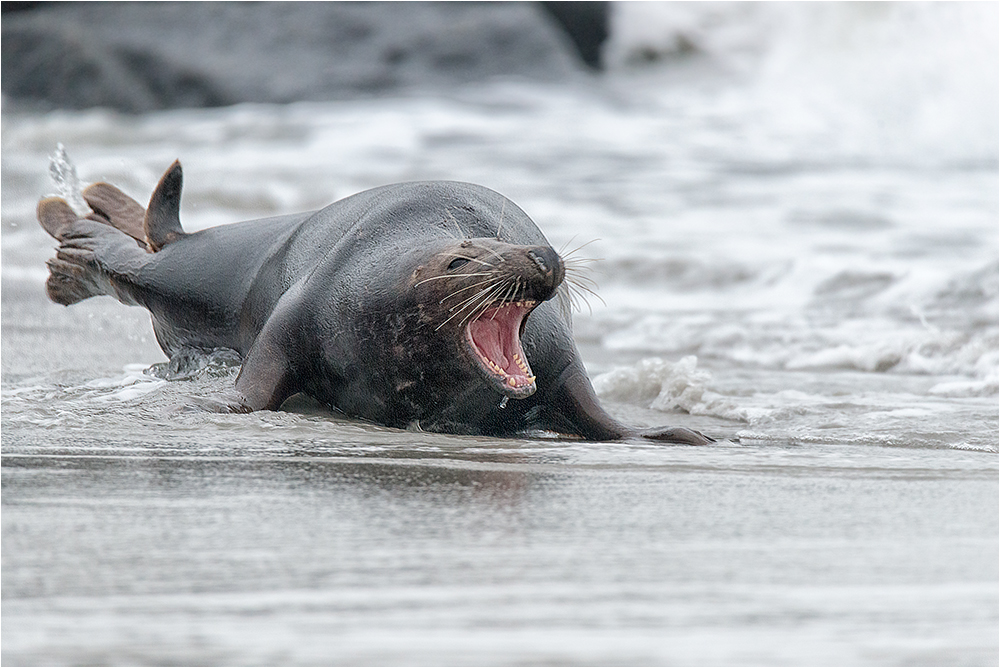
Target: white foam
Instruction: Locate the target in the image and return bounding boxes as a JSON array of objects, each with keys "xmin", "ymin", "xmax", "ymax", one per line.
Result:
[
  {"xmin": 82, "ymin": 364, "xmax": 155, "ymax": 389},
  {"xmin": 592, "ymin": 355, "xmax": 749, "ymax": 423},
  {"xmin": 927, "ymin": 380, "xmax": 999, "ymax": 399},
  {"xmin": 79, "ymin": 364, "xmax": 166, "ymax": 402},
  {"xmin": 606, "ymin": 2, "xmax": 999, "ymax": 165},
  {"xmin": 785, "ymin": 343, "xmax": 904, "ymax": 373}
]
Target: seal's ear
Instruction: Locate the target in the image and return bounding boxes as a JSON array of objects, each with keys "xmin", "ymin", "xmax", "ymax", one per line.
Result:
[{"xmin": 144, "ymin": 160, "xmax": 188, "ymax": 252}]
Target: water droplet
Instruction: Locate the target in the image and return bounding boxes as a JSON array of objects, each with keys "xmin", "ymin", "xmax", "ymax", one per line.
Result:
[
  {"xmin": 499, "ymin": 396, "xmax": 509, "ymax": 409},
  {"xmin": 48, "ymin": 143, "xmax": 88, "ymax": 215}
]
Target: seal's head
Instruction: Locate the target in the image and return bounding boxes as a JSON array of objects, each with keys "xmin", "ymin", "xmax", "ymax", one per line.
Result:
[{"xmin": 412, "ymin": 237, "xmax": 565, "ymax": 399}]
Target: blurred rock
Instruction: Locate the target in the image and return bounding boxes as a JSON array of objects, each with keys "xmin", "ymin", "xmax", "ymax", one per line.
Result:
[
  {"xmin": 2, "ymin": 1, "xmax": 605, "ymax": 112},
  {"xmin": 540, "ymin": 1, "xmax": 609, "ymax": 69}
]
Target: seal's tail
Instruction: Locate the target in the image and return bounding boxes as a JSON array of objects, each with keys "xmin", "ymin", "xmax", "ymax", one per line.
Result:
[{"xmin": 37, "ymin": 160, "xmax": 189, "ymax": 306}]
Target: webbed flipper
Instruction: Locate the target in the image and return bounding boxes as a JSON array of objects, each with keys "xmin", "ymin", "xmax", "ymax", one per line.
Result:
[
  {"xmin": 539, "ymin": 361, "xmax": 715, "ymax": 444},
  {"xmin": 235, "ymin": 333, "xmax": 296, "ymax": 411},
  {"xmin": 144, "ymin": 160, "xmax": 188, "ymax": 251},
  {"xmin": 37, "ymin": 196, "xmax": 136, "ymax": 305},
  {"xmin": 82, "ymin": 182, "xmax": 148, "ymax": 248},
  {"xmin": 37, "ymin": 197, "xmax": 80, "ymax": 240},
  {"xmin": 638, "ymin": 426, "xmax": 715, "ymax": 445}
]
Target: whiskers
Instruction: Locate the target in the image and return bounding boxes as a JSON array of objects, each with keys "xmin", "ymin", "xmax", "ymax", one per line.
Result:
[
  {"xmin": 423, "ymin": 237, "xmax": 604, "ymax": 333},
  {"xmin": 496, "ymin": 199, "xmax": 506, "ymax": 240},
  {"xmin": 559, "ymin": 238, "xmax": 605, "ymax": 315},
  {"xmin": 434, "ymin": 273, "xmax": 518, "ymax": 332}
]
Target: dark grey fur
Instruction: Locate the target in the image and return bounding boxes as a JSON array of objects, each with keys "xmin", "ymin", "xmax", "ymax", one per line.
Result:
[{"xmin": 38, "ymin": 162, "xmax": 712, "ymax": 444}]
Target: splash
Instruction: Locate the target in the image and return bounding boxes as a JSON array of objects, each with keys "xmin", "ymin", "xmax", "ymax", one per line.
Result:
[{"xmin": 48, "ymin": 143, "xmax": 89, "ymax": 215}]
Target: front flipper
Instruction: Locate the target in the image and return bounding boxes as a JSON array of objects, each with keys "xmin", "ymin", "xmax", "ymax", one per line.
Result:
[
  {"xmin": 637, "ymin": 426, "xmax": 715, "ymax": 445},
  {"xmin": 234, "ymin": 330, "xmax": 296, "ymax": 411},
  {"xmin": 539, "ymin": 361, "xmax": 715, "ymax": 444},
  {"xmin": 233, "ymin": 292, "xmax": 305, "ymax": 411}
]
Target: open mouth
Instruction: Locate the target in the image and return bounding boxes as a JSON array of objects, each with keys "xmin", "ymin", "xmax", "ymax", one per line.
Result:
[{"xmin": 465, "ymin": 300, "xmax": 538, "ymax": 398}]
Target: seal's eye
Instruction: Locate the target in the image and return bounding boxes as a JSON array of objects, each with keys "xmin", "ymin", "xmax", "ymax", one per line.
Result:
[{"xmin": 448, "ymin": 257, "xmax": 470, "ymax": 271}]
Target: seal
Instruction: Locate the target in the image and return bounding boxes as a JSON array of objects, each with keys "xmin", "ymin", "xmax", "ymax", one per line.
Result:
[{"xmin": 37, "ymin": 161, "xmax": 713, "ymax": 445}]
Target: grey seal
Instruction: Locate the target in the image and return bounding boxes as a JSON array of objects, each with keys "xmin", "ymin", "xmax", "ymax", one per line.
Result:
[{"xmin": 37, "ymin": 161, "xmax": 712, "ymax": 445}]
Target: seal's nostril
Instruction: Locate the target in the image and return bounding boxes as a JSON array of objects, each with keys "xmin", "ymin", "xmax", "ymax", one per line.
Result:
[{"xmin": 527, "ymin": 250, "xmax": 548, "ymax": 274}]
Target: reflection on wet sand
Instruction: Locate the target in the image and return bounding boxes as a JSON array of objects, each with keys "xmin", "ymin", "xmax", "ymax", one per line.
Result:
[{"xmin": 4, "ymin": 442, "xmax": 997, "ymax": 665}]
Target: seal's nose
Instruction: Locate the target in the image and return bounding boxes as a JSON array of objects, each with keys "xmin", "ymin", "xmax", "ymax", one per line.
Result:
[
  {"xmin": 524, "ymin": 246, "xmax": 566, "ymax": 301},
  {"xmin": 526, "ymin": 246, "xmax": 565, "ymax": 292}
]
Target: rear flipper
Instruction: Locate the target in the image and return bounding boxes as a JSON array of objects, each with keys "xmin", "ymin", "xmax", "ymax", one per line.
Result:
[
  {"xmin": 37, "ymin": 197, "xmax": 148, "ymax": 306},
  {"xmin": 39, "ymin": 197, "xmax": 112, "ymax": 305},
  {"xmin": 38, "ymin": 160, "xmax": 189, "ymax": 307},
  {"xmin": 75, "ymin": 162, "xmax": 189, "ymax": 252},
  {"xmin": 81, "ymin": 182, "xmax": 148, "ymax": 249}
]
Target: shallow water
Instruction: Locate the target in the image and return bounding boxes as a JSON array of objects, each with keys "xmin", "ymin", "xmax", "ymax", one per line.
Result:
[{"xmin": 3, "ymin": 3, "xmax": 998, "ymax": 665}]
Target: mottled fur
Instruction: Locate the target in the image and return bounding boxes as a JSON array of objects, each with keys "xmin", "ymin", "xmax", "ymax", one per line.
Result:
[{"xmin": 37, "ymin": 161, "xmax": 712, "ymax": 444}]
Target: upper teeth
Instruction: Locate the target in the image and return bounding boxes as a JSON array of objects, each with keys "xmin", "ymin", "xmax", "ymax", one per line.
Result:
[{"xmin": 513, "ymin": 352, "xmax": 529, "ymax": 373}]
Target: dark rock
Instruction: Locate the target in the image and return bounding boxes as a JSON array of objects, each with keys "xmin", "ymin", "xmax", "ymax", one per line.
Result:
[
  {"xmin": 2, "ymin": 1, "xmax": 597, "ymax": 112},
  {"xmin": 540, "ymin": 1, "xmax": 609, "ymax": 69},
  {"xmin": 0, "ymin": 2, "xmax": 45, "ymax": 13}
]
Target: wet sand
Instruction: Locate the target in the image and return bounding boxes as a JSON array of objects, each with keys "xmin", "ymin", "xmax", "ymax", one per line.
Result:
[{"xmin": 3, "ymin": 413, "xmax": 997, "ymax": 665}]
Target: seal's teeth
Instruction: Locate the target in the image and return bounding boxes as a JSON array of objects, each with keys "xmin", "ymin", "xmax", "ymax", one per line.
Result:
[
  {"xmin": 514, "ymin": 354, "xmax": 529, "ymax": 372},
  {"xmin": 528, "ymin": 376, "xmax": 536, "ymax": 382},
  {"xmin": 508, "ymin": 377, "xmax": 517, "ymax": 387}
]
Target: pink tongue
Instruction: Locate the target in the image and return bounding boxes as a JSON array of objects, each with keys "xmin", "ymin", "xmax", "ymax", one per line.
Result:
[
  {"xmin": 471, "ymin": 318, "xmax": 508, "ymax": 368},
  {"xmin": 468, "ymin": 304, "xmax": 531, "ymax": 379}
]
